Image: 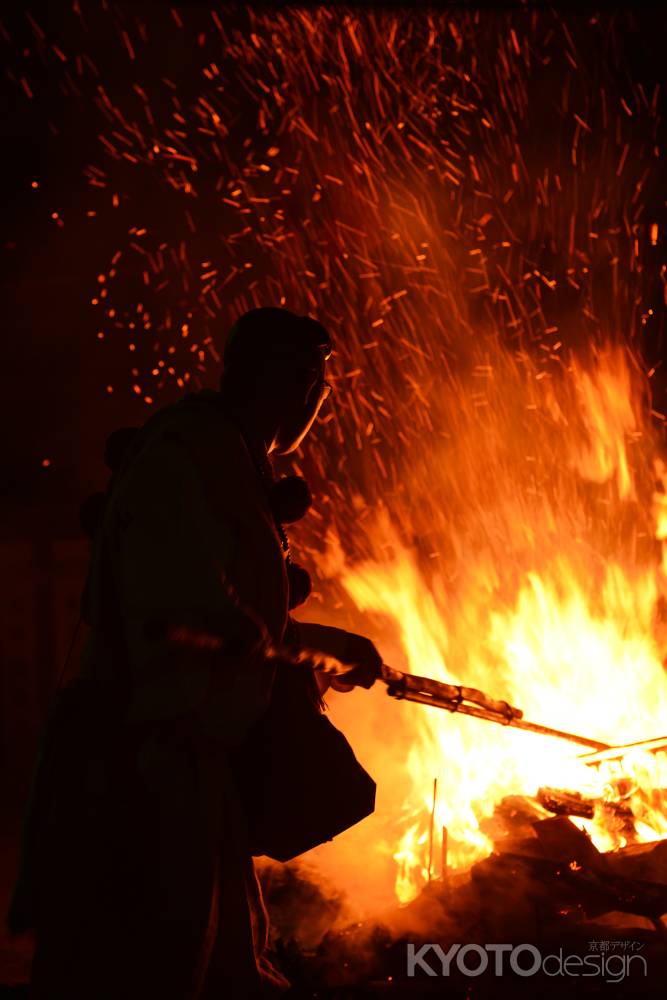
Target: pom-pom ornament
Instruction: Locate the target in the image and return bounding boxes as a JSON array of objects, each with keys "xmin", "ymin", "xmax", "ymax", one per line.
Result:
[
  {"xmin": 287, "ymin": 562, "xmax": 312, "ymax": 610},
  {"xmin": 269, "ymin": 475, "xmax": 312, "ymax": 524}
]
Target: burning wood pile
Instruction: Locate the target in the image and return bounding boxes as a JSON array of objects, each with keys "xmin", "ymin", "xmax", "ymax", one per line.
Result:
[
  {"xmin": 261, "ymin": 632, "xmax": 667, "ymax": 996},
  {"xmin": 262, "ymin": 786, "xmax": 667, "ymax": 997}
]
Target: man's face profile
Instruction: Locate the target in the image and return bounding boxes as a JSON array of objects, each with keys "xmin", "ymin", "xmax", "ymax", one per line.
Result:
[{"xmin": 272, "ymin": 354, "xmax": 330, "ymax": 455}]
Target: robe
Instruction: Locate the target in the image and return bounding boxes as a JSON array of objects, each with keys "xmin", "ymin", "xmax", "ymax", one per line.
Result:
[{"xmin": 28, "ymin": 390, "xmax": 292, "ymax": 999}]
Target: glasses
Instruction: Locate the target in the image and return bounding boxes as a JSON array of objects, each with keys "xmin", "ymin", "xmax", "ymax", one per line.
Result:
[
  {"xmin": 304, "ymin": 372, "xmax": 333, "ymax": 408},
  {"xmin": 319, "ymin": 380, "xmax": 333, "ymax": 401}
]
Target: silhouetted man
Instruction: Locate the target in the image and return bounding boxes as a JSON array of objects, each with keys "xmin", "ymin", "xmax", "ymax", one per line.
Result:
[{"xmin": 15, "ymin": 307, "xmax": 381, "ymax": 998}]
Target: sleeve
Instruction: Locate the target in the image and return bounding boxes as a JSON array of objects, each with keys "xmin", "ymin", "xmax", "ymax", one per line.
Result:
[
  {"xmin": 107, "ymin": 422, "xmax": 276, "ymax": 743},
  {"xmin": 292, "ymin": 621, "xmax": 350, "ymax": 661}
]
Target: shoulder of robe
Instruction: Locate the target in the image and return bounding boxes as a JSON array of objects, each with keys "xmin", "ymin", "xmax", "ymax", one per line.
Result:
[
  {"xmin": 166, "ymin": 393, "xmax": 251, "ymax": 464},
  {"xmin": 109, "ymin": 391, "xmax": 269, "ymax": 532},
  {"xmin": 112, "ymin": 390, "xmax": 256, "ymax": 497}
]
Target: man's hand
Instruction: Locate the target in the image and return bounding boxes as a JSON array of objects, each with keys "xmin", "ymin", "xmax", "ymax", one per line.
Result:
[
  {"xmin": 333, "ymin": 632, "xmax": 383, "ymax": 690},
  {"xmin": 294, "ymin": 623, "xmax": 383, "ymax": 692}
]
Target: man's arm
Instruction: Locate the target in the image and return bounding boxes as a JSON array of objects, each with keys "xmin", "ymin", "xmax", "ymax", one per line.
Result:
[{"xmin": 293, "ymin": 621, "xmax": 382, "ymax": 692}]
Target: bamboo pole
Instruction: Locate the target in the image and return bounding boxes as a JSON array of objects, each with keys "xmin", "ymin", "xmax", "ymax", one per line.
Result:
[
  {"xmin": 427, "ymin": 778, "xmax": 437, "ymax": 882},
  {"xmin": 579, "ymin": 734, "xmax": 667, "ymax": 765},
  {"xmin": 381, "ymin": 665, "xmax": 611, "ymax": 751}
]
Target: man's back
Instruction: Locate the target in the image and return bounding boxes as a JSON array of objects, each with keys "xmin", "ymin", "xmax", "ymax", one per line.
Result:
[{"xmin": 81, "ymin": 390, "xmax": 289, "ymax": 738}]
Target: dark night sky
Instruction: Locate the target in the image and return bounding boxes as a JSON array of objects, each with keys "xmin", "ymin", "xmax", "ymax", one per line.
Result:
[
  {"xmin": 1, "ymin": 2, "xmax": 666, "ymax": 539},
  {"xmin": 1, "ymin": 2, "xmax": 224, "ymax": 537}
]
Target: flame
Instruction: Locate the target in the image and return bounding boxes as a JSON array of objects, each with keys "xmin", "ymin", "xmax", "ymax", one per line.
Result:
[
  {"xmin": 307, "ymin": 344, "xmax": 667, "ymax": 907},
  {"xmin": 653, "ymin": 459, "xmax": 667, "ymax": 577},
  {"xmin": 570, "ymin": 350, "xmax": 638, "ymax": 499}
]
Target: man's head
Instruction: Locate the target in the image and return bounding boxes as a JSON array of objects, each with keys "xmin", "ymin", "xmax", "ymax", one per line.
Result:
[{"xmin": 220, "ymin": 306, "xmax": 332, "ymax": 454}]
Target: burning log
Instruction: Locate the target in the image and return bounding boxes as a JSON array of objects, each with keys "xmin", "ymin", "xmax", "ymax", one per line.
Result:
[
  {"xmin": 537, "ymin": 786, "xmax": 636, "ymax": 830},
  {"xmin": 537, "ymin": 786, "xmax": 595, "ymax": 819},
  {"xmin": 465, "ymin": 816, "xmax": 667, "ymax": 956},
  {"xmin": 480, "ymin": 795, "xmax": 552, "ymax": 845},
  {"xmin": 531, "ymin": 818, "xmax": 667, "ymax": 924},
  {"xmin": 606, "ymin": 840, "xmax": 667, "ymax": 885}
]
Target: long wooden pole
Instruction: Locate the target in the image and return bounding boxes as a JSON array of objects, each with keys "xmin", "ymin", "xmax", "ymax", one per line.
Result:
[
  {"xmin": 579, "ymin": 734, "xmax": 667, "ymax": 765},
  {"xmin": 427, "ymin": 778, "xmax": 437, "ymax": 881},
  {"xmin": 381, "ymin": 664, "xmax": 611, "ymax": 751}
]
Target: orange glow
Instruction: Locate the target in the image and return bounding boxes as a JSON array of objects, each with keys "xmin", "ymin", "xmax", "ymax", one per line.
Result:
[{"xmin": 304, "ymin": 344, "xmax": 667, "ymax": 910}]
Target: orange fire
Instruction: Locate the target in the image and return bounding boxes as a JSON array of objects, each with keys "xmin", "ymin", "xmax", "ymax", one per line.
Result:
[{"xmin": 299, "ymin": 343, "xmax": 667, "ymax": 911}]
